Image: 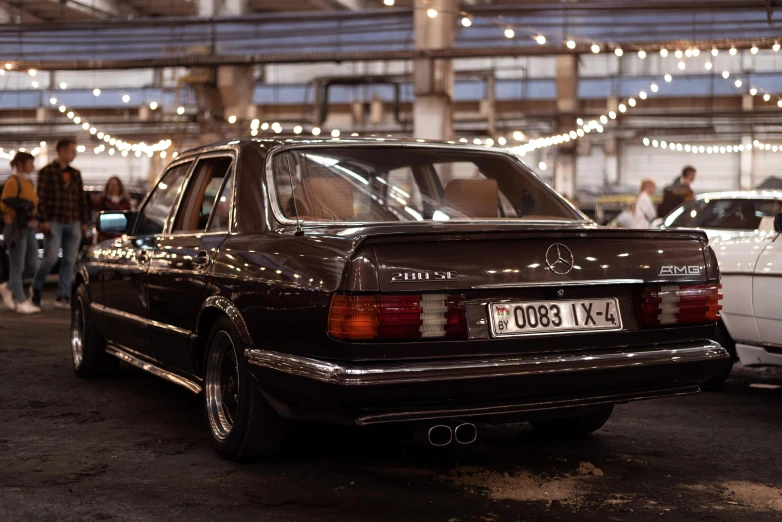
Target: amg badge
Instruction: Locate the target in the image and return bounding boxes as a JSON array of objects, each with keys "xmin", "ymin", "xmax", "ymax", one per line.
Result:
[
  {"xmin": 391, "ymin": 271, "xmax": 458, "ymax": 282},
  {"xmin": 659, "ymin": 265, "xmax": 702, "ymax": 276}
]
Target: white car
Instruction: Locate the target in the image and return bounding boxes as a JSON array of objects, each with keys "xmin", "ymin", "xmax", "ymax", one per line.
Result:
[
  {"xmin": 707, "ymin": 211, "xmax": 782, "ymax": 386},
  {"xmin": 658, "ymin": 190, "xmax": 782, "ymax": 242}
]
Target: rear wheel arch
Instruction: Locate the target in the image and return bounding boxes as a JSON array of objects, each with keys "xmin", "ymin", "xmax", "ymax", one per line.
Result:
[{"xmin": 193, "ymin": 297, "xmax": 253, "ymax": 377}]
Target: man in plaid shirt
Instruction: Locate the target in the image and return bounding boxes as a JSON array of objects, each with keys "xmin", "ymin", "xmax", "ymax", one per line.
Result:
[{"xmin": 31, "ymin": 138, "xmax": 88, "ymax": 309}]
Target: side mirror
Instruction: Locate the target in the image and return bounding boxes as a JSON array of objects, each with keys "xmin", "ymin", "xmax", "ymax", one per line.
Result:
[
  {"xmin": 97, "ymin": 211, "xmax": 135, "ymax": 235},
  {"xmin": 775, "ymin": 213, "xmax": 782, "ymax": 233}
]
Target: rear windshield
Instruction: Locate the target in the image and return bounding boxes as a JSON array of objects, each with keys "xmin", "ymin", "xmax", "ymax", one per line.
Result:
[
  {"xmin": 271, "ymin": 147, "xmax": 581, "ymax": 223},
  {"xmin": 664, "ymin": 198, "xmax": 780, "ymax": 230}
]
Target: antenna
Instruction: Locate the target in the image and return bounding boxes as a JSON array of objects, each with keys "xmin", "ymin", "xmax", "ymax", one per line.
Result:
[{"xmin": 284, "ymin": 153, "xmax": 304, "ymax": 237}]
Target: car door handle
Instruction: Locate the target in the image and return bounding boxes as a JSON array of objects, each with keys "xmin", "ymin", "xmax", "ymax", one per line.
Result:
[{"xmin": 193, "ymin": 251, "xmax": 210, "ymax": 267}]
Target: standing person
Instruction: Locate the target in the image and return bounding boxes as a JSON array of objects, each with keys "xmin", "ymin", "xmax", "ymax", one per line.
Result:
[
  {"xmin": 0, "ymin": 152, "xmax": 41, "ymax": 314},
  {"xmin": 657, "ymin": 165, "xmax": 696, "ymax": 217},
  {"xmin": 95, "ymin": 176, "xmax": 133, "ymax": 241},
  {"xmin": 31, "ymin": 138, "xmax": 88, "ymax": 309},
  {"xmin": 632, "ymin": 178, "xmax": 657, "ymax": 229}
]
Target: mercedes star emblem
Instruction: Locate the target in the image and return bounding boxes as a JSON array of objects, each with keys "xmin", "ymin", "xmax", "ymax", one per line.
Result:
[{"xmin": 545, "ymin": 243, "xmax": 575, "ymax": 275}]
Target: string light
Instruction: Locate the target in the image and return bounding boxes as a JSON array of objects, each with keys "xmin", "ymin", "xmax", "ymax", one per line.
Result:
[
  {"xmin": 312, "ymin": 127, "xmax": 321, "ymax": 136},
  {"xmin": 591, "ymin": 43, "xmax": 600, "ymax": 53},
  {"xmin": 59, "ymin": 82, "xmax": 67, "ymax": 89},
  {"xmin": 293, "ymin": 125, "xmax": 303, "ymax": 134},
  {"xmin": 261, "ymin": 122, "xmax": 270, "ymax": 130},
  {"xmin": 751, "ymin": 45, "xmax": 759, "ymax": 54},
  {"xmin": 774, "ymin": 42, "xmax": 781, "ymax": 52},
  {"xmin": 660, "ymin": 48, "xmax": 668, "ymax": 57},
  {"xmin": 93, "ymin": 88, "xmax": 101, "ymax": 96},
  {"xmin": 692, "ymin": 48, "xmax": 700, "ymax": 57},
  {"xmin": 504, "ymin": 28, "xmax": 515, "ymax": 39},
  {"xmin": 177, "ymin": 106, "xmax": 185, "ymax": 115},
  {"xmin": 228, "ymin": 115, "xmax": 237, "ymax": 124},
  {"xmin": 650, "ymin": 83, "xmax": 659, "ymax": 92},
  {"xmin": 678, "ymin": 61, "xmax": 686, "ymax": 70},
  {"xmin": 383, "ymin": 0, "xmax": 394, "ymax": 5},
  {"xmin": 722, "ymin": 70, "xmax": 730, "ymax": 79},
  {"xmin": 426, "ymin": 8, "xmax": 437, "ymax": 18},
  {"xmin": 705, "ymin": 61, "xmax": 713, "ymax": 70},
  {"xmin": 675, "ymin": 49, "xmax": 683, "ymax": 58},
  {"xmin": 729, "ymin": 46, "xmax": 737, "ymax": 55},
  {"xmin": 122, "ymin": 94, "xmax": 130, "ymax": 103},
  {"xmin": 734, "ymin": 79, "xmax": 742, "ymax": 88},
  {"xmin": 638, "ymin": 49, "xmax": 646, "ymax": 59},
  {"xmin": 764, "ymin": 93, "xmax": 771, "ymax": 101},
  {"xmin": 31, "ymin": 81, "xmax": 39, "ymax": 88},
  {"xmin": 664, "ymin": 73, "xmax": 672, "ymax": 82},
  {"xmin": 535, "ymin": 35, "xmax": 546, "ymax": 44},
  {"xmin": 461, "ymin": 16, "xmax": 471, "ymax": 27},
  {"xmin": 566, "ymin": 40, "xmax": 576, "ymax": 49},
  {"xmin": 149, "ymin": 101, "xmax": 158, "ymax": 110},
  {"xmin": 639, "ymin": 90, "xmax": 647, "ymax": 99},
  {"xmin": 28, "ymin": 69, "xmax": 36, "ymax": 77},
  {"xmin": 712, "ymin": 47, "xmax": 719, "ymax": 56},
  {"xmin": 331, "ymin": 129, "xmax": 340, "ymax": 138},
  {"xmin": 750, "ymin": 88, "xmax": 758, "ymax": 95},
  {"xmin": 614, "ymin": 47, "xmax": 623, "ymax": 56},
  {"xmin": 628, "ymin": 98, "xmax": 637, "ymax": 107}
]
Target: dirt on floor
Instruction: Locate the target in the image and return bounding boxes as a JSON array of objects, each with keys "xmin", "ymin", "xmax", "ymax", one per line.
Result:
[{"xmin": 2, "ymin": 291, "xmax": 782, "ymax": 521}]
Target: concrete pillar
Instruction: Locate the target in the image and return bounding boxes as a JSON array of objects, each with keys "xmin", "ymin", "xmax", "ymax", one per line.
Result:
[
  {"xmin": 739, "ymin": 94, "xmax": 753, "ymax": 189},
  {"xmin": 740, "ymin": 135, "xmax": 753, "ymax": 189},
  {"xmin": 413, "ymin": 0, "xmax": 456, "ymax": 140},
  {"xmin": 199, "ymin": 0, "xmax": 248, "ymax": 16},
  {"xmin": 553, "ymin": 55, "xmax": 579, "ymax": 199}
]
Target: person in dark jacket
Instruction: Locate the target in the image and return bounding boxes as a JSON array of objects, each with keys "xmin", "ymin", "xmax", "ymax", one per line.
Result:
[
  {"xmin": 0, "ymin": 152, "xmax": 41, "ymax": 314},
  {"xmin": 31, "ymin": 138, "xmax": 88, "ymax": 309},
  {"xmin": 657, "ymin": 165, "xmax": 696, "ymax": 218}
]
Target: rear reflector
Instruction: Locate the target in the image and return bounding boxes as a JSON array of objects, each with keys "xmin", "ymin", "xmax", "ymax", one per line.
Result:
[
  {"xmin": 328, "ymin": 293, "xmax": 467, "ymax": 341},
  {"xmin": 635, "ymin": 283, "xmax": 723, "ymax": 327}
]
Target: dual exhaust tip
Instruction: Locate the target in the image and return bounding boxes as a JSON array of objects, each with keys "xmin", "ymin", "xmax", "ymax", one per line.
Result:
[{"xmin": 424, "ymin": 422, "xmax": 477, "ymax": 446}]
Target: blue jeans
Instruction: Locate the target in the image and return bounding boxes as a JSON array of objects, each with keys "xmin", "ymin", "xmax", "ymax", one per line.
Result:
[
  {"xmin": 8, "ymin": 227, "xmax": 39, "ymax": 303},
  {"xmin": 33, "ymin": 221, "xmax": 82, "ymax": 299}
]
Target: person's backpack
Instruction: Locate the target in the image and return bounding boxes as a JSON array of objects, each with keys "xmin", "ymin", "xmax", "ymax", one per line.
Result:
[{"xmin": 1, "ymin": 176, "xmax": 35, "ymax": 246}]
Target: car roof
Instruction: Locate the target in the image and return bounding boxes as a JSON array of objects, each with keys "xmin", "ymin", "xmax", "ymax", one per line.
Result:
[
  {"xmin": 179, "ymin": 136, "xmax": 516, "ymax": 157},
  {"xmin": 693, "ymin": 190, "xmax": 782, "ymax": 200}
]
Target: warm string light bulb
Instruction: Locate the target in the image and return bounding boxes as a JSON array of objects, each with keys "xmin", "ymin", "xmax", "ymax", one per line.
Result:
[
  {"xmin": 461, "ymin": 16, "xmax": 471, "ymax": 27},
  {"xmin": 638, "ymin": 49, "xmax": 647, "ymax": 59},
  {"xmin": 729, "ymin": 46, "xmax": 737, "ymax": 55},
  {"xmin": 504, "ymin": 28, "xmax": 515, "ymax": 39},
  {"xmin": 535, "ymin": 35, "xmax": 546, "ymax": 45},
  {"xmin": 591, "ymin": 43, "xmax": 600, "ymax": 53},
  {"xmin": 566, "ymin": 40, "xmax": 576, "ymax": 49},
  {"xmin": 426, "ymin": 8, "xmax": 437, "ymax": 18},
  {"xmin": 660, "ymin": 48, "xmax": 668, "ymax": 57},
  {"xmin": 614, "ymin": 47, "xmax": 623, "ymax": 56}
]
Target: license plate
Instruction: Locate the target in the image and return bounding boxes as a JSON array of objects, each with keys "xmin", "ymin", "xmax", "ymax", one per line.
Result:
[{"xmin": 489, "ymin": 299, "xmax": 622, "ymax": 337}]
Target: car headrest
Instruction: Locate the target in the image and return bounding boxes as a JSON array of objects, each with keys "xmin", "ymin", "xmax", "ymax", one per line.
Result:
[
  {"xmin": 300, "ymin": 177, "xmax": 354, "ymax": 220},
  {"xmin": 440, "ymin": 179, "xmax": 499, "ymax": 218}
]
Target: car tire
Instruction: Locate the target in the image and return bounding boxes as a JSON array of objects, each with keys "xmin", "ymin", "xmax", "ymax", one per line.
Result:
[
  {"xmin": 699, "ymin": 320, "xmax": 737, "ymax": 391},
  {"xmin": 529, "ymin": 404, "xmax": 614, "ymax": 437},
  {"xmin": 71, "ymin": 285, "xmax": 119, "ymax": 377},
  {"xmin": 204, "ymin": 316, "xmax": 288, "ymax": 461}
]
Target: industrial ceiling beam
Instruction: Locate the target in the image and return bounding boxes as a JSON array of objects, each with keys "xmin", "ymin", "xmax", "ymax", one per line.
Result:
[
  {"xmin": 52, "ymin": 0, "xmax": 141, "ymax": 19},
  {"xmin": 9, "ymin": 38, "xmax": 781, "ymax": 70},
  {"xmin": 307, "ymin": 0, "xmax": 366, "ymax": 9},
  {"xmin": 0, "ymin": 1, "xmax": 46, "ymax": 23}
]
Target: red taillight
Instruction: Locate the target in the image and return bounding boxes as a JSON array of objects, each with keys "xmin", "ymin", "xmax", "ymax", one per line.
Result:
[
  {"xmin": 328, "ymin": 293, "xmax": 467, "ymax": 341},
  {"xmin": 635, "ymin": 283, "xmax": 723, "ymax": 328}
]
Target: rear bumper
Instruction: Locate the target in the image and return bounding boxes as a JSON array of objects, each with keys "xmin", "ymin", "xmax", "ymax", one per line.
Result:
[{"xmin": 245, "ymin": 340, "xmax": 728, "ymax": 425}]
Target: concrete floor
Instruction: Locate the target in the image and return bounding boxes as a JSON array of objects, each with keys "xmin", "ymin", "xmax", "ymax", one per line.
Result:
[{"xmin": 2, "ymin": 293, "xmax": 782, "ymax": 521}]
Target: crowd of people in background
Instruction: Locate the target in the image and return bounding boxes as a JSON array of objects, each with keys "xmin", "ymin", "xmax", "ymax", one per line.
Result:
[
  {"xmin": 1, "ymin": 139, "xmax": 134, "ymax": 315},
  {"xmin": 611, "ymin": 165, "xmax": 697, "ymax": 230}
]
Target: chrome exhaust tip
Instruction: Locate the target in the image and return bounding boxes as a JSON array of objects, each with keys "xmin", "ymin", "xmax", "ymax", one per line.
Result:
[
  {"xmin": 427, "ymin": 424, "xmax": 453, "ymax": 446},
  {"xmin": 453, "ymin": 423, "xmax": 477, "ymax": 445}
]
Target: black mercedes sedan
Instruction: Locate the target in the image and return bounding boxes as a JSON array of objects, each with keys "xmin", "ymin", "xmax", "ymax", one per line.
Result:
[{"xmin": 72, "ymin": 138, "xmax": 728, "ymax": 460}]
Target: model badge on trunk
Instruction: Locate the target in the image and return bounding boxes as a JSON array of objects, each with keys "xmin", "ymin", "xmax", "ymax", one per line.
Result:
[
  {"xmin": 545, "ymin": 243, "xmax": 574, "ymax": 275},
  {"xmin": 391, "ymin": 271, "xmax": 458, "ymax": 282},
  {"xmin": 659, "ymin": 266, "xmax": 701, "ymax": 276}
]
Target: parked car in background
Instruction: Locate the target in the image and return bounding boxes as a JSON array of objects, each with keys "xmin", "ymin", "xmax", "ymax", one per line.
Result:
[
  {"xmin": 72, "ymin": 138, "xmax": 728, "ymax": 460},
  {"xmin": 656, "ymin": 191, "xmax": 782, "ymax": 242},
  {"xmin": 703, "ymin": 213, "xmax": 782, "ymax": 387}
]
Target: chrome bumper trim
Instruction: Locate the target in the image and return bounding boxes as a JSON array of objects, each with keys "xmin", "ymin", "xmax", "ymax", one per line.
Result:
[
  {"xmin": 245, "ymin": 340, "xmax": 727, "ymax": 387},
  {"xmin": 105, "ymin": 343, "xmax": 202, "ymax": 394}
]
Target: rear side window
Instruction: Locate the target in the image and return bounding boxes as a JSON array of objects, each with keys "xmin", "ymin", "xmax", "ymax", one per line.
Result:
[
  {"xmin": 666, "ymin": 198, "xmax": 780, "ymax": 230},
  {"xmin": 135, "ymin": 162, "xmax": 192, "ymax": 236},
  {"xmin": 173, "ymin": 156, "xmax": 234, "ymax": 232}
]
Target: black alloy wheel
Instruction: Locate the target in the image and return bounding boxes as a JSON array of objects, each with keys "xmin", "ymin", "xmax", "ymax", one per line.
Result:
[{"xmin": 203, "ymin": 317, "xmax": 288, "ymax": 461}]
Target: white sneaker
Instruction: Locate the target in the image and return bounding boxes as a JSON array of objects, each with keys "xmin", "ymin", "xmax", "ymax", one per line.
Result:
[
  {"xmin": 16, "ymin": 299, "xmax": 41, "ymax": 315},
  {"xmin": 0, "ymin": 283, "xmax": 14, "ymax": 310}
]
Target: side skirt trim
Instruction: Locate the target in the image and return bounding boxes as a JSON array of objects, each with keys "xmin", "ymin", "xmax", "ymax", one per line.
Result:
[
  {"xmin": 105, "ymin": 343, "xmax": 202, "ymax": 394},
  {"xmin": 91, "ymin": 302, "xmax": 191, "ymax": 337}
]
